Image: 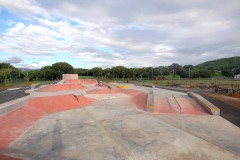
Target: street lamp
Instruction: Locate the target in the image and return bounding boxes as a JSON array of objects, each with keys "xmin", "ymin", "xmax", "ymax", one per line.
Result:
[
  {"xmin": 152, "ymin": 67, "xmax": 154, "ymax": 81},
  {"xmin": 189, "ymin": 67, "xmax": 191, "ymax": 79}
]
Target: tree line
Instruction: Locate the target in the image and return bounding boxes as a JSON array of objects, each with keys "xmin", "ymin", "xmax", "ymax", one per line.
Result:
[{"xmin": 0, "ymin": 61, "xmax": 239, "ymax": 82}]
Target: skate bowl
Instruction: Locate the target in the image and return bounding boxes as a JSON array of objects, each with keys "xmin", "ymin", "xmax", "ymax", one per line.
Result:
[
  {"xmin": 0, "ymin": 95, "xmax": 95, "ymax": 151},
  {"xmin": 87, "ymin": 89, "xmax": 148, "ymax": 110},
  {"xmin": 64, "ymin": 79, "xmax": 97, "ymax": 84},
  {"xmin": 36, "ymin": 84, "xmax": 86, "ymax": 92}
]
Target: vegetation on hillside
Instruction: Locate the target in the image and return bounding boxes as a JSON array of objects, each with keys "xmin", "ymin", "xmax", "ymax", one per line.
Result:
[
  {"xmin": 197, "ymin": 56, "xmax": 240, "ymax": 76},
  {"xmin": 1, "ymin": 56, "xmax": 240, "ymax": 83},
  {"xmin": 0, "ymin": 63, "xmax": 24, "ymax": 83}
]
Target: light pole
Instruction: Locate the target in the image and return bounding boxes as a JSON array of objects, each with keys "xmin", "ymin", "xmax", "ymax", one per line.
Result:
[
  {"xmin": 132, "ymin": 69, "xmax": 134, "ymax": 80},
  {"xmin": 44, "ymin": 70, "xmax": 46, "ymax": 81},
  {"xmin": 152, "ymin": 67, "xmax": 154, "ymax": 81},
  {"xmin": 8, "ymin": 65, "xmax": 12, "ymax": 83},
  {"xmin": 189, "ymin": 67, "xmax": 191, "ymax": 86},
  {"xmin": 161, "ymin": 67, "xmax": 163, "ymax": 78},
  {"xmin": 189, "ymin": 67, "xmax": 191, "ymax": 79}
]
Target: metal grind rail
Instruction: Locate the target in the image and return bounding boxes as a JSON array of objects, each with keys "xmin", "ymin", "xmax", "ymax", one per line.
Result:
[{"xmin": 172, "ymin": 94, "xmax": 182, "ymax": 113}]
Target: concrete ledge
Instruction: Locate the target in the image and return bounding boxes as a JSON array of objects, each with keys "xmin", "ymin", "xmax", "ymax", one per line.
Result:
[
  {"xmin": 147, "ymin": 90, "xmax": 154, "ymax": 112},
  {"xmin": 0, "ymin": 96, "xmax": 30, "ymax": 116},
  {"xmin": 135, "ymin": 82, "xmax": 154, "ymax": 88},
  {"xmin": 116, "ymin": 86, "xmax": 129, "ymax": 89},
  {"xmin": 31, "ymin": 83, "xmax": 41, "ymax": 89},
  {"xmin": 188, "ymin": 92, "xmax": 220, "ymax": 115}
]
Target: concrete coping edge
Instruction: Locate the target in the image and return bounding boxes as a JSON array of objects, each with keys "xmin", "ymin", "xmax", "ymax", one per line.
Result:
[{"xmin": 188, "ymin": 92, "xmax": 220, "ymax": 115}]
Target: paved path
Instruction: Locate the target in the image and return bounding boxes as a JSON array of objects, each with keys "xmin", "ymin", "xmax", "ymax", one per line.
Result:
[{"xmin": 0, "ymin": 87, "xmax": 30, "ymax": 104}]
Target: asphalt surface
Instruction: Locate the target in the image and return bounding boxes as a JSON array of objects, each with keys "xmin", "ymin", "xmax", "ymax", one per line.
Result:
[
  {"xmin": 156, "ymin": 86, "xmax": 240, "ymax": 127},
  {"xmin": 0, "ymin": 81, "xmax": 59, "ymax": 104},
  {"xmin": 0, "ymin": 87, "xmax": 30, "ymax": 104}
]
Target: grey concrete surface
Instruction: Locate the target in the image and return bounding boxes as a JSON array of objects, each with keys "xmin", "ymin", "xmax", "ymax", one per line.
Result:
[
  {"xmin": 1, "ymin": 94, "xmax": 239, "ymax": 160},
  {"xmin": 0, "ymin": 95, "xmax": 31, "ymax": 116},
  {"xmin": 153, "ymin": 114, "xmax": 240, "ymax": 155}
]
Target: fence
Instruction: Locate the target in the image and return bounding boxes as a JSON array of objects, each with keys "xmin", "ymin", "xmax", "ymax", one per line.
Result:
[{"xmin": 0, "ymin": 78, "xmax": 48, "ymax": 87}]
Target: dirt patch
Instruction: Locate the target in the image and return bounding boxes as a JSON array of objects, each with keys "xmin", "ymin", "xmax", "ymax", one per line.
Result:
[
  {"xmin": 205, "ymin": 93, "xmax": 240, "ymax": 109},
  {"xmin": 36, "ymin": 84, "xmax": 85, "ymax": 92},
  {"xmin": 0, "ymin": 95, "xmax": 95, "ymax": 151},
  {"xmin": 227, "ymin": 94, "xmax": 240, "ymax": 98}
]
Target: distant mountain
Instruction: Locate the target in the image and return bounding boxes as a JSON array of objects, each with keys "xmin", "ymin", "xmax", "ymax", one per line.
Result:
[
  {"xmin": 19, "ymin": 67, "xmax": 33, "ymax": 71},
  {"xmin": 196, "ymin": 56, "xmax": 240, "ymax": 72}
]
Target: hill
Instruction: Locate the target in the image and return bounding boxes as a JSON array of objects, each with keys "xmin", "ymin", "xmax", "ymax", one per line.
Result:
[{"xmin": 196, "ymin": 56, "xmax": 240, "ymax": 72}]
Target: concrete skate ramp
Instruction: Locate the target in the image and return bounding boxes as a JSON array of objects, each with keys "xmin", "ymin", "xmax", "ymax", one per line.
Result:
[
  {"xmin": 36, "ymin": 84, "xmax": 85, "ymax": 92},
  {"xmin": 64, "ymin": 79, "xmax": 97, "ymax": 84},
  {"xmin": 154, "ymin": 97, "xmax": 208, "ymax": 115},
  {"xmin": 153, "ymin": 88, "xmax": 209, "ymax": 115},
  {"xmin": 0, "ymin": 95, "xmax": 95, "ymax": 151},
  {"xmin": 87, "ymin": 89, "xmax": 148, "ymax": 110},
  {"xmin": 0, "ymin": 154, "xmax": 22, "ymax": 160},
  {"xmin": 62, "ymin": 74, "xmax": 78, "ymax": 80}
]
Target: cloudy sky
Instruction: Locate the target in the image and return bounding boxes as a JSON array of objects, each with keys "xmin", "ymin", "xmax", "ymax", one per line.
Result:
[{"xmin": 0, "ymin": 0, "xmax": 239, "ymax": 69}]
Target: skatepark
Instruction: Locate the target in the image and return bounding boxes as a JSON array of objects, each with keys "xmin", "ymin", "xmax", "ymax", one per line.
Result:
[{"xmin": 0, "ymin": 74, "xmax": 239, "ymax": 160}]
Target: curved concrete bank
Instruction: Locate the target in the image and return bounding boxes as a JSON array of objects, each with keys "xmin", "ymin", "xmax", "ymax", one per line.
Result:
[
  {"xmin": 0, "ymin": 95, "xmax": 95, "ymax": 151},
  {"xmin": 188, "ymin": 92, "xmax": 220, "ymax": 115},
  {"xmin": 36, "ymin": 84, "xmax": 86, "ymax": 92},
  {"xmin": 87, "ymin": 88, "xmax": 148, "ymax": 110}
]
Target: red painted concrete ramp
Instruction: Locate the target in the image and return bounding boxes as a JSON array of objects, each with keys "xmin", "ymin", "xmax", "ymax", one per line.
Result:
[
  {"xmin": 64, "ymin": 79, "xmax": 97, "ymax": 84},
  {"xmin": 153, "ymin": 89, "xmax": 209, "ymax": 115},
  {"xmin": 0, "ymin": 95, "xmax": 95, "ymax": 151},
  {"xmin": 154, "ymin": 97, "xmax": 208, "ymax": 115},
  {"xmin": 36, "ymin": 84, "xmax": 85, "ymax": 92},
  {"xmin": 0, "ymin": 155, "xmax": 22, "ymax": 160}
]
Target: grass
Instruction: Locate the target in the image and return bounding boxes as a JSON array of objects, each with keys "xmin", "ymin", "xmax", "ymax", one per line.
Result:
[
  {"xmin": 155, "ymin": 79, "xmax": 240, "ymax": 89},
  {"xmin": 129, "ymin": 78, "xmax": 240, "ymax": 90},
  {"xmin": 78, "ymin": 76, "xmax": 94, "ymax": 79},
  {"xmin": 164, "ymin": 74, "xmax": 181, "ymax": 79},
  {"xmin": 0, "ymin": 81, "xmax": 52, "ymax": 88}
]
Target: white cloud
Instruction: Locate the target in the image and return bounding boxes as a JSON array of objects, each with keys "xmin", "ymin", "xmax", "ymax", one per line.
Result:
[
  {"xmin": 0, "ymin": 0, "xmax": 239, "ymax": 69},
  {"xmin": 0, "ymin": 0, "xmax": 48, "ymax": 18},
  {"xmin": 4, "ymin": 56, "xmax": 23, "ymax": 64},
  {"xmin": 16, "ymin": 61, "xmax": 49, "ymax": 69}
]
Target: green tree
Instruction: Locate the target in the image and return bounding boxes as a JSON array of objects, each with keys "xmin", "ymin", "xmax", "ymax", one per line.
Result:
[
  {"xmin": 40, "ymin": 66, "xmax": 56, "ymax": 80},
  {"xmin": 111, "ymin": 66, "xmax": 129, "ymax": 79},
  {"xmin": 27, "ymin": 70, "xmax": 41, "ymax": 81},
  {"xmin": 170, "ymin": 63, "xmax": 181, "ymax": 78},
  {"xmin": 0, "ymin": 63, "xmax": 15, "ymax": 69},
  {"xmin": 221, "ymin": 70, "xmax": 232, "ymax": 77},
  {"xmin": 52, "ymin": 62, "xmax": 74, "ymax": 79},
  {"xmin": 90, "ymin": 67, "xmax": 103, "ymax": 77}
]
